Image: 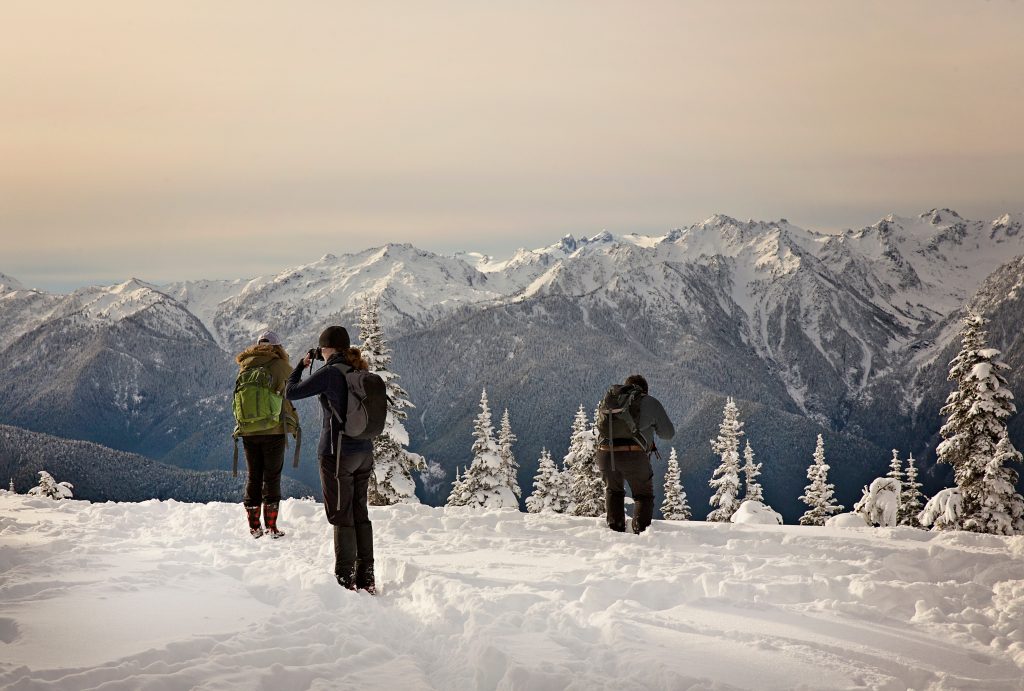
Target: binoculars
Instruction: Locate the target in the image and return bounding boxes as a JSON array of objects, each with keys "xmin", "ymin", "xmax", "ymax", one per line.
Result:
[{"xmin": 307, "ymin": 347, "xmax": 324, "ymax": 362}]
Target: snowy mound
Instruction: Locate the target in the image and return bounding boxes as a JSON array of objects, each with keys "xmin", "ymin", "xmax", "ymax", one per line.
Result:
[
  {"xmin": 730, "ymin": 500, "xmax": 783, "ymax": 525},
  {"xmin": 826, "ymin": 512, "xmax": 870, "ymax": 528},
  {"xmin": 1, "ymin": 495, "xmax": 1023, "ymax": 689}
]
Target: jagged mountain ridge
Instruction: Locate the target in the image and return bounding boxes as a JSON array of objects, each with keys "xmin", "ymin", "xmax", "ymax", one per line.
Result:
[{"xmin": 1, "ymin": 209, "xmax": 1022, "ymax": 510}]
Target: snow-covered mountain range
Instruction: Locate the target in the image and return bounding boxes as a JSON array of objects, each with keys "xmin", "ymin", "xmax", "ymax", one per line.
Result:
[{"xmin": 2, "ymin": 209, "xmax": 1022, "ymax": 514}]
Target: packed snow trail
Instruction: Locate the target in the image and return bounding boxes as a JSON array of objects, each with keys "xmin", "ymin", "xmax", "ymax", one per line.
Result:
[{"xmin": 1, "ymin": 495, "xmax": 1022, "ymax": 690}]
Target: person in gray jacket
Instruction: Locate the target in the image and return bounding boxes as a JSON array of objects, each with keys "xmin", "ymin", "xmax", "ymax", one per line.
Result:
[{"xmin": 595, "ymin": 374, "xmax": 675, "ymax": 534}]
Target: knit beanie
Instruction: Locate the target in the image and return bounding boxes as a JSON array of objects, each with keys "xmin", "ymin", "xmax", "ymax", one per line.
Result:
[{"xmin": 318, "ymin": 325, "xmax": 350, "ymax": 350}]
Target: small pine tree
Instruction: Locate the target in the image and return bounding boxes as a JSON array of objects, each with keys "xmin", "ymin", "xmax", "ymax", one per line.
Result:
[
  {"xmin": 7, "ymin": 478, "xmax": 13, "ymax": 493},
  {"xmin": 799, "ymin": 435, "xmax": 843, "ymax": 525},
  {"xmin": 661, "ymin": 448, "xmax": 691, "ymax": 520},
  {"xmin": 446, "ymin": 467, "xmax": 470, "ymax": 507},
  {"xmin": 887, "ymin": 449, "xmax": 904, "ymax": 486},
  {"xmin": 497, "ymin": 409, "xmax": 522, "ymax": 501},
  {"xmin": 564, "ymin": 405, "xmax": 604, "ymax": 517},
  {"xmin": 360, "ymin": 296, "xmax": 428, "ymax": 505},
  {"xmin": 973, "ymin": 430, "xmax": 1024, "ymax": 535},
  {"xmin": 742, "ymin": 440, "xmax": 763, "ymax": 504},
  {"xmin": 708, "ymin": 397, "xmax": 744, "ymax": 522},
  {"xmin": 937, "ymin": 312, "xmax": 1018, "ymax": 532},
  {"xmin": 526, "ymin": 448, "xmax": 567, "ymax": 513},
  {"xmin": 459, "ymin": 389, "xmax": 519, "ymax": 509},
  {"xmin": 919, "ymin": 487, "xmax": 963, "ymax": 531},
  {"xmin": 899, "ymin": 454, "xmax": 925, "ymax": 528},
  {"xmin": 27, "ymin": 470, "xmax": 73, "ymax": 500}
]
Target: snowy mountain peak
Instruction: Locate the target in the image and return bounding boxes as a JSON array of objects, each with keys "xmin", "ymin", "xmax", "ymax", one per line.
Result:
[
  {"xmin": 920, "ymin": 208, "xmax": 963, "ymax": 226},
  {"xmin": 0, "ymin": 273, "xmax": 25, "ymax": 293}
]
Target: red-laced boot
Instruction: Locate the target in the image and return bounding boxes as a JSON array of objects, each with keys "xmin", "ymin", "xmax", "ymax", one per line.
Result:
[
  {"xmin": 263, "ymin": 502, "xmax": 285, "ymax": 539},
  {"xmin": 245, "ymin": 505, "xmax": 264, "ymax": 539}
]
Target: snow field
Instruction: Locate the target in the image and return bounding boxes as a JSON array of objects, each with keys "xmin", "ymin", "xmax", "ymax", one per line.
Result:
[{"xmin": 1, "ymin": 494, "xmax": 1023, "ymax": 690}]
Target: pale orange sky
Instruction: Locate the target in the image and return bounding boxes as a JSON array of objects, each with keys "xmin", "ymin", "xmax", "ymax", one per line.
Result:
[{"xmin": 2, "ymin": 1, "xmax": 1023, "ymax": 290}]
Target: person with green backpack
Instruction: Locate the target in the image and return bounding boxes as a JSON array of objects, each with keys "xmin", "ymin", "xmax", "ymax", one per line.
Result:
[
  {"xmin": 595, "ymin": 374, "xmax": 674, "ymax": 534},
  {"xmin": 232, "ymin": 330, "xmax": 300, "ymax": 539}
]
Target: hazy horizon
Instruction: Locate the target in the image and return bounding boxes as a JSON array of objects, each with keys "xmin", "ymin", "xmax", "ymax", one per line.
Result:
[{"xmin": 3, "ymin": 1, "xmax": 1023, "ymax": 292}]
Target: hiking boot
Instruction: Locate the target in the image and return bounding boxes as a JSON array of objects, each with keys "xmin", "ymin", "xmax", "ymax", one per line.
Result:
[
  {"xmin": 245, "ymin": 505, "xmax": 264, "ymax": 539},
  {"xmin": 263, "ymin": 502, "xmax": 285, "ymax": 539},
  {"xmin": 334, "ymin": 525, "xmax": 357, "ymax": 590},
  {"xmin": 356, "ymin": 560, "xmax": 376, "ymax": 595},
  {"xmin": 354, "ymin": 523, "xmax": 375, "ymax": 594}
]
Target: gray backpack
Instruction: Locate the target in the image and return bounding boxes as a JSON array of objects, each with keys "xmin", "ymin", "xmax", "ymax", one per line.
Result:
[{"xmin": 326, "ymin": 365, "xmax": 388, "ymax": 440}]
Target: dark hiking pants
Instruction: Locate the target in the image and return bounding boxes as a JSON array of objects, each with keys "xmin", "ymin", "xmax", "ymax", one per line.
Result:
[
  {"xmin": 242, "ymin": 434, "xmax": 286, "ymax": 506},
  {"xmin": 596, "ymin": 449, "xmax": 655, "ymax": 533},
  {"xmin": 319, "ymin": 451, "xmax": 374, "ymax": 527}
]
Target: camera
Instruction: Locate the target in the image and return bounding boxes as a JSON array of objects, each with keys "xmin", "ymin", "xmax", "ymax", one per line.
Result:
[{"xmin": 307, "ymin": 347, "xmax": 324, "ymax": 362}]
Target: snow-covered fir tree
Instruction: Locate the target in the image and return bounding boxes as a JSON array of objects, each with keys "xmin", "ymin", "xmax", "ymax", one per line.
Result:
[
  {"xmin": 7, "ymin": 478, "xmax": 13, "ymax": 493},
  {"xmin": 661, "ymin": 448, "xmax": 691, "ymax": 520},
  {"xmin": 457, "ymin": 389, "xmax": 519, "ymax": 509},
  {"xmin": 936, "ymin": 312, "xmax": 1021, "ymax": 533},
  {"xmin": 446, "ymin": 467, "xmax": 471, "ymax": 507},
  {"xmin": 28, "ymin": 470, "xmax": 73, "ymax": 500},
  {"xmin": 742, "ymin": 440, "xmax": 763, "ymax": 504},
  {"xmin": 899, "ymin": 454, "xmax": 924, "ymax": 528},
  {"xmin": 886, "ymin": 449, "xmax": 904, "ymax": 487},
  {"xmin": 708, "ymin": 397, "xmax": 744, "ymax": 522},
  {"xmin": 974, "ymin": 430, "xmax": 1024, "ymax": 535},
  {"xmin": 359, "ymin": 295, "xmax": 428, "ymax": 505},
  {"xmin": 799, "ymin": 434, "xmax": 843, "ymax": 525},
  {"xmin": 853, "ymin": 477, "xmax": 900, "ymax": 527},
  {"xmin": 564, "ymin": 405, "xmax": 603, "ymax": 517},
  {"xmin": 919, "ymin": 487, "xmax": 963, "ymax": 531},
  {"xmin": 497, "ymin": 409, "xmax": 522, "ymax": 501},
  {"xmin": 525, "ymin": 448, "xmax": 568, "ymax": 513}
]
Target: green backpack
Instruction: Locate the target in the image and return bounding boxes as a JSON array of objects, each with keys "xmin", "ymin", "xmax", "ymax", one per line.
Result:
[
  {"xmin": 232, "ymin": 365, "xmax": 284, "ymax": 435},
  {"xmin": 231, "ymin": 365, "xmax": 302, "ymax": 476}
]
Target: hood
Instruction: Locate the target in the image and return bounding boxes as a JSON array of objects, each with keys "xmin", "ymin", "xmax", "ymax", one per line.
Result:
[{"xmin": 235, "ymin": 343, "xmax": 288, "ymax": 367}]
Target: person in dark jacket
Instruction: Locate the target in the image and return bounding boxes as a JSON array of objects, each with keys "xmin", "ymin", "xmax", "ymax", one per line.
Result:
[
  {"xmin": 286, "ymin": 325, "xmax": 376, "ymax": 593},
  {"xmin": 595, "ymin": 374, "xmax": 675, "ymax": 534},
  {"xmin": 235, "ymin": 330, "xmax": 299, "ymax": 539}
]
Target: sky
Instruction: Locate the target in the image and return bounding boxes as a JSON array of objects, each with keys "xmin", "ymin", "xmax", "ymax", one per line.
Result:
[{"xmin": 2, "ymin": 1, "xmax": 1023, "ymax": 291}]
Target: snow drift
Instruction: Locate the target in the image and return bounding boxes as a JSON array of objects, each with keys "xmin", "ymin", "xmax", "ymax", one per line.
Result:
[{"xmin": 1, "ymin": 494, "xmax": 1023, "ymax": 690}]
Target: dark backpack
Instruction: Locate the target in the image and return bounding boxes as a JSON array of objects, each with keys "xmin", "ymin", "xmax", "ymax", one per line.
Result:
[
  {"xmin": 596, "ymin": 384, "xmax": 648, "ymax": 449},
  {"xmin": 328, "ymin": 365, "xmax": 388, "ymax": 440}
]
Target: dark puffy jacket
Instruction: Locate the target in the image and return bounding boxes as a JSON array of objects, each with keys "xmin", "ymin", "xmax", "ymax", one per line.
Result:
[{"xmin": 285, "ymin": 355, "xmax": 373, "ymax": 458}]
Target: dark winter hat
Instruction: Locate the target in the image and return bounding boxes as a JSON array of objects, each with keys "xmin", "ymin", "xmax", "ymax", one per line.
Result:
[{"xmin": 318, "ymin": 325, "xmax": 350, "ymax": 350}]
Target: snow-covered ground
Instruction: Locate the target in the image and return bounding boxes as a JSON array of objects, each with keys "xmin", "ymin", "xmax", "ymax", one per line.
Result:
[{"xmin": 1, "ymin": 494, "xmax": 1023, "ymax": 690}]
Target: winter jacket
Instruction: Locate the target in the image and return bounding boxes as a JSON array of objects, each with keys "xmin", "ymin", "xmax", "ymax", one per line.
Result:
[
  {"xmin": 234, "ymin": 344, "xmax": 299, "ymax": 437},
  {"xmin": 606, "ymin": 393, "xmax": 674, "ymax": 453},
  {"xmin": 286, "ymin": 354, "xmax": 373, "ymax": 459}
]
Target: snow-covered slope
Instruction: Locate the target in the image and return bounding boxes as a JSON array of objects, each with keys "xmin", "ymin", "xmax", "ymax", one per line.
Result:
[{"xmin": 1, "ymin": 495, "xmax": 1022, "ymax": 689}]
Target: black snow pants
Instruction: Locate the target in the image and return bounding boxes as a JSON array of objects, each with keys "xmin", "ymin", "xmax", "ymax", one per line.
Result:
[
  {"xmin": 596, "ymin": 448, "xmax": 655, "ymax": 533},
  {"xmin": 319, "ymin": 451, "xmax": 374, "ymax": 527},
  {"xmin": 242, "ymin": 434, "xmax": 286, "ymax": 506}
]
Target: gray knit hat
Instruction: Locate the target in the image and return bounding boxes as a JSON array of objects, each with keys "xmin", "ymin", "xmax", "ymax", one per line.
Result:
[{"xmin": 256, "ymin": 330, "xmax": 282, "ymax": 346}]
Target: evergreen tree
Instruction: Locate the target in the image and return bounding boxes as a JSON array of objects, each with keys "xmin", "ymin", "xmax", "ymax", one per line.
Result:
[
  {"xmin": 7, "ymin": 478, "xmax": 13, "ymax": 493},
  {"xmin": 564, "ymin": 405, "xmax": 604, "ymax": 517},
  {"xmin": 742, "ymin": 440, "xmax": 763, "ymax": 504},
  {"xmin": 886, "ymin": 449, "xmax": 904, "ymax": 486},
  {"xmin": 497, "ymin": 409, "xmax": 522, "ymax": 501},
  {"xmin": 526, "ymin": 448, "xmax": 567, "ymax": 513},
  {"xmin": 661, "ymin": 448, "xmax": 691, "ymax": 520},
  {"xmin": 359, "ymin": 295, "xmax": 427, "ymax": 505},
  {"xmin": 708, "ymin": 397, "xmax": 744, "ymax": 522},
  {"xmin": 459, "ymin": 389, "xmax": 519, "ymax": 509},
  {"xmin": 974, "ymin": 430, "xmax": 1024, "ymax": 535},
  {"xmin": 936, "ymin": 312, "xmax": 1020, "ymax": 532},
  {"xmin": 446, "ymin": 467, "xmax": 469, "ymax": 507},
  {"xmin": 799, "ymin": 434, "xmax": 843, "ymax": 525},
  {"xmin": 27, "ymin": 470, "xmax": 73, "ymax": 500},
  {"xmin": 919, "ymin": 487, "xmax": 963, "ymax": 531},
  {"xmin": 899, "ymin": 454, "xmax": 925, "ymax": 528}
]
